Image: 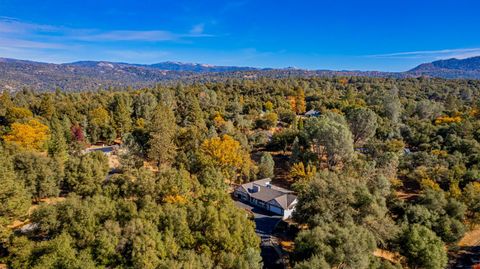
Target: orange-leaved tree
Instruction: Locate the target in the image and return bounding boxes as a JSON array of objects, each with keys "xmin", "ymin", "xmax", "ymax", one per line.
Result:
[
  {"xmin": 295, "ymin": 87, "xmax": 306, "ymax": 114},
  {"xmin": 199, "ymin": 134, "xmax": 252, "ymax": 183},
  {"xmin": 3, "ymin": 119, "xmax": 50, "ymax": 151}
]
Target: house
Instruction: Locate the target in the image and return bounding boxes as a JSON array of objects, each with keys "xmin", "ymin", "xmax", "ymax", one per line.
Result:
[
  {"xmin": 304, "ymin": 109, "xmax": 320, "ymax": 117},
  {"xmin": 234, "ymin": 178, "xmax": 297, "ymax": 219},
  {"xmin": 84, "ymin": 145, "xmax": 119, "ymax": 156}
]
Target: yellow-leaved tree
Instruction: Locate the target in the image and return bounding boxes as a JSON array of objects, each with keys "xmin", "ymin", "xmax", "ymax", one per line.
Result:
[
  {"xmin": 199, "ymin": 134, "xmax": 252, "ymax": 183},
  {"xmin": 89, "ymin": 107, "xmax": 111, "ymax": 126},
  {"xmin": 290, "ymin": 162, "xmax": 316, "ymax": 182},
  {"xmin": 6, "ymin": 107, "xmax": 33, "ymax": 123},
  {"xmin": 3, "ymin": 119, "xmax": 50, "ymax": 151},
  {"xmin": 295, "ymin": 87, "xmax": 306, "ymax": 114}
]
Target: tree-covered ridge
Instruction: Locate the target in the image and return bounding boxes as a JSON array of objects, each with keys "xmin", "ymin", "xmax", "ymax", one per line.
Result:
[
  {"xmin": 4, "ymin": 55, "xmax": 480, "ymax": 92},
  {"xmin": 1, "ymin": 76, "xmax": 480, "ymax": 268}
]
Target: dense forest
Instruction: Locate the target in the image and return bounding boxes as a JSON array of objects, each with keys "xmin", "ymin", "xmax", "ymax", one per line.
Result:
[{"xmin": 1, "ymin": 76, "xmax": 480, "ymax": 268}]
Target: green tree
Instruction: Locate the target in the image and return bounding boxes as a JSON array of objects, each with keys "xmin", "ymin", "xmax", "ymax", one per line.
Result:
[
  {"xmin": 294, "ymin": 255, "xmax": 330, "ymax": 269},
  {"xmin": 294, "ymin": 224, "xmax": 376, "ymax": 269},
  {"xmin": 347, "ymin": 107, "xmax": 377, "ymax": 146},
  {"xmin": 399, "ymin": 224, "xmax": 447, "ymax": 269},
  {"xmin": 147, "ymin": 104, "xmax": 177, "ymax": 166},
  {"xmin": 305, "ymin": 113, "xmax": 354, "ymax": 167},
  {"xmin": 176, "ymin": 91, "xmax": 206, "ymax": 130},
  {"xmin": 258, "ymin": 152, "xmax": 275, "ymax": 179},
  {"xmin": 269, "ymin": 128, "xmax": 299, "ymax": 152},
  {"xmin": 0, "ymin": 90, "xmax": 13, "ymax": 116},
  {"xmin": 13, "ymin": 152, "xmax": 59, "ymax": 200},
  {"xmin": 111, "ymin": 93, "xmax": 133, "ymax": 136},
  {"xmin": 63, "ymin": 152, "xmax": 109, "ymax": 196},
  {"xmin": 48, "ymin": 117, "xmax": 69, "ymax": 162},
  {"xmin": 38, "ymin": 94, "xmax": 55, "ymax": 120},
  {"xmin": 28, "ymin": 232, "xmax": 96, "ymax": 269},
  {"xmin": 290, "ymin": 136, "xmax": 302, "ymax": 163},
  {"xmin": 278, "ymin": 109, "xmax": 296, "ymax": 126},
  {"xmin": 255, "ymin": 112, "xmax": 278, "ymax": 129},
  {"xmin": 0, "ymin": 151, "xmax": 31, "ymax": 243},
  {"xmin": 133, "ymin": 92, "xmax": 158, "ymax": 121},
  {"xmin": 383, "ymin": 86, "xmax": 401, "ymax": 124}
]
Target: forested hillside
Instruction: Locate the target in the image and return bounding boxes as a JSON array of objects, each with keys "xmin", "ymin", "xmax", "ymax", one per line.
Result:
[
  {"xmin": 1, "ymin": 77, "xmax": 480, "ymax": 268},
  {"xmin": 4, "ymin": 56, "xmax": 480, "ymax": 92},
  {"xmin": 409, "ymin": 56, "xmax": 480, "ymax": 79},
  {"xmin": 0, "ymin": 57, "xmax": 401, "ymax": 92}
]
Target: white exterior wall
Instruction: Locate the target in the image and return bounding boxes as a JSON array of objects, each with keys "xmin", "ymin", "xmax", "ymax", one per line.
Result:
[
  {"xmin": 282, "ymin": 198, "xmax": 298, "ymax": 219},
  {"xmin": 282, "ymin": 208, "xmax": 294, "ymax": 219}
]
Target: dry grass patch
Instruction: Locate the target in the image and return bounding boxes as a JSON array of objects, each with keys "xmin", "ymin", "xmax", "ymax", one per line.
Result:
[
  {"xmin": 373, "ymin": 249, "xmax": 402, "ymax": 264},
  {"xmin": 458, "ymin": 225, "xmax": 480, "ymax": 247}
]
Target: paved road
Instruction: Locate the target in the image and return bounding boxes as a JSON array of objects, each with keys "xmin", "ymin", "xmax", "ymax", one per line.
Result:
[
  {"xmin": 450, "ymin": 246, "xmax": 480, "ymax": 268},
  {"xmin": 235, "ymin": 200, "xmax": 284, "ymax": 269}
]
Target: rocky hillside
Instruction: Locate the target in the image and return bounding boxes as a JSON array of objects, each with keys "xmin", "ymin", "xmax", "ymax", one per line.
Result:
[{"xmin": 408, "ymin": 56, "xmax": 480, "ymax": 79}]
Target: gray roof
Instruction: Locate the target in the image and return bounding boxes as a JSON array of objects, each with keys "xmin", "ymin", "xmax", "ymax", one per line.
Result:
[
  {"xmin": 305, "ymin": 109, "xmax": 320, "ymax": 116},
  {"xmin": 236, "ymin": 178, "xmax": 297, "ymax": 210},
  {"xmin": 239, "ymin": 178, "xmax": 293, "ymax": 193}
]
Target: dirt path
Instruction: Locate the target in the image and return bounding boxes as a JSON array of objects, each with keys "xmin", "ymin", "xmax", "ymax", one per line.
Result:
[
  {"xmin": 271, "ymin": 152, "xmax": 292, "ymax": 189},
  {"xmin": 449, "ymin": 226, "xmax": 480, "ymax": 268},
  {"xmin": 458, "ymin": 226, "xmax": 480, "ymax": 247}
]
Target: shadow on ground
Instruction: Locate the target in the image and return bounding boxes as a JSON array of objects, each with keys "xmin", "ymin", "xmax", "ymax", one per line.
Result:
[{"xmin": 449, "ymin": 246, "xmax": 480, "ymax": 268}]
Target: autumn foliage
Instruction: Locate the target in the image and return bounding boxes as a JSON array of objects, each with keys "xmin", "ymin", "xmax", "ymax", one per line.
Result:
[
  {"xmin": 3, "ymin": 119, "xmax": 50, "ymax": 151},
  {"xmin": 434, "ymin": 115, "xmax": 462, "ymax": 125},
  {"xmin": 200, "ymin": 134, "xmax": 252, "ymax": 182},
  {"xmin": 71, "ymin": 125, "xmax": 85, "ymax": 142},
  {"xmin": 290, "ymin": 162, "xmax": 316, "ymax": 182},
  {"xmin": 288, "ymin": 87, "xmax": 306, "ymax": 114}
]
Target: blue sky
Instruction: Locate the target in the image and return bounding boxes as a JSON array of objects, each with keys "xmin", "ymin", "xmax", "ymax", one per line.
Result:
[{"xmin": 0, "ymin": 0, "xmax": 479, "ymax": 71}]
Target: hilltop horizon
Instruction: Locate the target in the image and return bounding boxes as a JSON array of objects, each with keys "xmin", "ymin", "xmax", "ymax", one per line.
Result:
[
  {"xmin": 2, "ymin": 1, "xmax": 480, "ymax": 71},
  {"xmin": 3, "ymin": 55, "xmax": 480, "ymax": 73}
]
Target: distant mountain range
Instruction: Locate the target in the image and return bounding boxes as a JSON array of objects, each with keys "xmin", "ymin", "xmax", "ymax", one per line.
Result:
[
  {"xmin": 67, "ymin": 60, "xmax": 261, "ymax": 72},
  {"xmin": 408, "ymin": 56, "xmax": 480, "ymax": 79},
  {"xmin": 1, "ymin": 56, "xmax": 480, "ymax": 91}
]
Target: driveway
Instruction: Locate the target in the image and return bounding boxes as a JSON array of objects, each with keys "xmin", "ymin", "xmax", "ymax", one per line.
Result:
[
  {"xmin": 235, "ymin": 200, "xmax": 284, "ymax": 269},
  {"xmin": 235, "ymin": 200, "xmax": 282, "ymax": 237}
]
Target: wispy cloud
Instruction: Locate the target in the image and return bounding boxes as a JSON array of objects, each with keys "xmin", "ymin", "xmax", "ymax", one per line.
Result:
[
  {"xmin": 367, "ymin": 48, "xmax": 480, "ymax": 60},
  {"xmin": 0, "ymin": 37, "xmax": 68, "ymax": 49},
  {"xmin": 0, "ymin": 17, "xmax": 58, "ymax": 34},
  {"xmin": 76, "ymin": 30, "xmax": 178, "ymax": 42},
  {"xmin": 189, "ymin": 23, "xmax": 205, "ymax": 35},
  {"xmin": 0, "ymin": 17, "xmax": 212, "ymax": 45},
  {"xmin": 0, "ymin": 17, "xmax": 215, "ymax": 63}
]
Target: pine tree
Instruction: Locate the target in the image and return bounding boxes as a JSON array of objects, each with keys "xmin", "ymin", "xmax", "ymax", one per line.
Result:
[
  {"xmin": 290, "ymin": 136, "xmax": 302, "ymax": 164},
  {"xmin": 0, "ymin": 150, "xmax": 31, "ymax": 243},
  {"xmin": 48, "ymin": 117, "xmax": 68, "ymax": 162},
  {"xmin": 111, "ymin": 93, "xmax": 133, "ymax": 136},
  {"xmin": 147, "ymin": 104, "xmax": 177, "ymax": 166},
  {"xmin": 258, "ymin": 152, "xmax": 275, "ymax": 179},
  {"xmin": 298, "ymin": 117, "xmax": 304, "ymax": 130},
  {"xmin": 39, "ymin": 94, "xmax": 55, "ymax": 120},
  {"xmin": 0, "ymin": 90, "xmax": 13, "ymax": 117}
]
